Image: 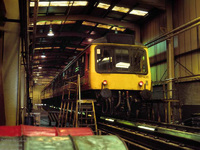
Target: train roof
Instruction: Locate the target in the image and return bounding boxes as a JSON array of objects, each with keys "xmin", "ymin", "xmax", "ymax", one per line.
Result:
[{"xmin": 92, "ymin": 33, "xmax": 135, "ymax": 45}]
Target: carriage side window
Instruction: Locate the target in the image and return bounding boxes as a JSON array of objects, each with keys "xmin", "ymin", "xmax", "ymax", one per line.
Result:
[
  {"xmin": 79, "ymin": 55, "xmax": 85, "ymax": 77},
  {"xmin": 75, "ymin": 61, "xmax": 79, "ymax": 74}
]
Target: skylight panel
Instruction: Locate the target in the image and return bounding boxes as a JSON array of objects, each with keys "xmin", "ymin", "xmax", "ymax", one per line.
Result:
[
  {"xmin": 63, "ymin": 21, "xmax": 76, "ymax": 24},
  {"xmin": 30, "ymin": 1, "xmax": 49, "ymax": 7},
  {"xmin": 97, "ymin": 24, "xmax": 112, "ymax": 29},
  {"xmin": 36, "ymin": 21, "xmax": 46, "ymax": 25},
  {"xmin": 50, "ymin": 1, "xmax": 69, "ymax": 6},
  {"xmin": 129, "ymin": 9, "xmax": 148, "ymax": 16},
  {"xmin": 111, "ymin": 27, "xmax": 126, "ymax": 32},
  {"xmin": 82, "ymin": 21, "xmax": 96, "ymax": 27},
  {"xmin": 33, "ymin": 21, "xmax": 76, "ymax": 26},
  {"xmin": 112, "ymin": 6, "xmax": 130, "ymax": 13},
  {"xmin": 97, "ymin": 3, "xmax": 110, "ymax": 9},
  {"xmin": 72, "ymin": 1, "xmax": 88, "ymax": 6},
  {"xmin": 30, "ymin": 1, "xmax": 88, "ymax": 7}
]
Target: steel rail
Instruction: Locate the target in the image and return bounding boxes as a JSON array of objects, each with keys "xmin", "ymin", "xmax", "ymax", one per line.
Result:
[{"xmin": 98, "ymin": 122, "xmax": 200, "ymax": 150}]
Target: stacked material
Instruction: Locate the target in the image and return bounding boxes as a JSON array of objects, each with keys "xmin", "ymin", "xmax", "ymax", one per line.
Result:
[{"xmin": 0, "ymin": 125, "xmax": 128, "ymax": 150}]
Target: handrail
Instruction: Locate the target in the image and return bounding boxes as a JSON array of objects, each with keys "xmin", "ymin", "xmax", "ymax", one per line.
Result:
[{"xmin": 145, "ymin": 17, "xmax": 200, "ymax": 47}]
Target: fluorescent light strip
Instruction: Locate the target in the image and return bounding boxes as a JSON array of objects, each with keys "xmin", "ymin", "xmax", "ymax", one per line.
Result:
[
  {"xmin": 30, "ymin": 1, "xmax": 88, "ymax": 7},
  {"xmin": 34, "ymin": 47, "xmax": 60, "ymax": 50},
  {"xmin": 105, "ymin": 118, "xmax": 115, "ymax": 122},
  {"xmin": 138, "ymin": 126, "xmax": 155, "ymax": 131},
  {"xmin": 112, "ymin": 6, "xmax": 130, "ymax": 13},
  {"xmin": 129, "ymin": 9, "xmax": 148, "ymax": 16},
  {"xmin": 97, "ymin": 2, "xmax": 110, "ymax": 9}
]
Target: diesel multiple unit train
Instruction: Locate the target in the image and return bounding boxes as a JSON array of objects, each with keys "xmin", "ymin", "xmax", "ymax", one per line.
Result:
[{"xmin": 41, "ymin": 34, "xmax": 152, "ymax": 118}]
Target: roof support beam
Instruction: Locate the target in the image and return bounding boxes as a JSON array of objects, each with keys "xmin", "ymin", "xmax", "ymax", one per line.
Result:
[
  {"xmin": 30, "ymin": 15, "xmax": 138, "ymax": 31},
  {"xmin": 34, "ymin": 31, "xmax": 101, "ymax": 39}
]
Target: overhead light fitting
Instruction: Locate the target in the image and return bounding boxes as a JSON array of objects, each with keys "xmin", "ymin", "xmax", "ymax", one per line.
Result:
[
  {"xmin": 138, "ymin": 125, "xmax": 155, "ymax": 131},
  {"xmin": 129, "ymin": 9, "xmax": 148, "ymax": 16},
  {"xmin": 112, "ymin": 6, "xmax": 130, "ymax": 13},
  {"xmin": 47, "ymin": 24, "xmax": 54, "ymax": 36},
  {"xmin": 97, "ymin": 3, "xmax": 110, "ymax": 9},
  {"xmin": 41, "ymin": 53, "xmax": 46, "ymax": 58},
  {"xmin": 88, "ymin": 38, "xmax": 93, "ymax": 42}
]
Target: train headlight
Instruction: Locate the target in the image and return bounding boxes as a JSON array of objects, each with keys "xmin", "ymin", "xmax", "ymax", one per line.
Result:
[
  {"xmin": 102, "ymin": 80, "xmax": 108, "ymax": 85},
  {"xmin": 138, "ymin": 81, "xmax": 143, "ymax": 87}
]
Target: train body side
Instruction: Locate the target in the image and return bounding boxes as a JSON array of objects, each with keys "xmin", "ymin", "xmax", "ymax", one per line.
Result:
[{"xmin": 41, "ymin": 42, "xmax": 152, "ymax": 108}]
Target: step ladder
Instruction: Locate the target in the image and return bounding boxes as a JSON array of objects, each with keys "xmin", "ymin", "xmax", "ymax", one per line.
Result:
[
  {"xmin": 74, "ymin": 99, "xmax": 97, "ymax": 134},
  {"xmin": 58, "ymin": 74, "xmax": 98, "ymax": 134}
]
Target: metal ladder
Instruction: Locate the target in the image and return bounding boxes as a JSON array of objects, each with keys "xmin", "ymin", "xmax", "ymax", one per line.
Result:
[
  {"xmin": 58, "ymin": 75, "xmax": 78, "ymax": 127},
  {"xmin": 74, "ymin": 99, "xmax": 97, "ymax": 134},
  {"xmin": 58, "ymin": 74, "xmax": 97, "ymax": 134}
]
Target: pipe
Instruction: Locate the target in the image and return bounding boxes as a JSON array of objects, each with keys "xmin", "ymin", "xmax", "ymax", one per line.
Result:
[
  {"xmin": 115, "ymin": 91, "xmax": 121, "ymax": 109},
  {"xmin": 145, "ymin": 17, "xmax": 200, "ymax": 47},
  {"xmin": 126, "ymin": 91, "xmax": 131, "ymax": 115}
]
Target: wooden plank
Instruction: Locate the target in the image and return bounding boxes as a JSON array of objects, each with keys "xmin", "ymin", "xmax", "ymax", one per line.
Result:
[
  {"xmin": 184, "ymin": 0, "xmax": 191, "ymax": 53},
  {"xmin": 190, "ymin": 0, "xmax": 198, "ymax": 50},
  {"xmin": 173, "ymin": 0, "xmax": 179, "ymax": 28},
  {"xmin": 198, "ymin": 51, "xmax": 200, "ymax": 74},
  {"xmin": 196, "ymin": 0, "xmax": 200, "ymax": 49},
  {"xmin": 178, "ymin": 0, "xmax": 185, "ymax": 55},
  {"xmin": 191, "ymin": 51, "xmax": 198, "ymax": 74}
]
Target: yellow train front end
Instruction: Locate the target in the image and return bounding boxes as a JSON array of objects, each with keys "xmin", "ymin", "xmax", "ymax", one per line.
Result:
[
  {"xmin": 88, "ymin": 43, "xmax": 151, "ymax": 91},
  {"xmin": 87, "ymin": 43, "xmax": 151, "ymax": 118}
]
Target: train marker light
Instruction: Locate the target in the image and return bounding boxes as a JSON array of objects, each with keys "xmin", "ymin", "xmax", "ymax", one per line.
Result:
[
  {"xmin": 102, "ymin": 80, "xmax": 107, "ymax": 85},
  {"xmin": 138, "ymin": 81, "xmax": 143, "ymax": 87}
]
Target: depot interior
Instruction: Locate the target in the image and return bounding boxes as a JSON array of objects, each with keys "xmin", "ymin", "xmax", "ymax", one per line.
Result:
[{"xmin": 0, "ymin": 0, "xmax": 200, "ymax": 129}]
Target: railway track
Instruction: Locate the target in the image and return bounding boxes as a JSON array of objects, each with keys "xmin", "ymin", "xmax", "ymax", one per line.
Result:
[{"xmin": 97, "ymin": 117, "xmax": 200, "ymax": 150}]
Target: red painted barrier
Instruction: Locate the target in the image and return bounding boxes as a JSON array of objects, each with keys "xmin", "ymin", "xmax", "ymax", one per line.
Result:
[
  {"xmin": 0, "ymin": 125, "xmax": 93, "ymax": 136},
  {"xmin": 57, "ymin": 127, "xmax": 93, "ymax": 136},
  {"xmin": 21, "ymin": 125, "xmax": 57, "ymax": 136},
  {"xmin": 0, "ymin": 125, "xmax": 21, "ymax": 136}
]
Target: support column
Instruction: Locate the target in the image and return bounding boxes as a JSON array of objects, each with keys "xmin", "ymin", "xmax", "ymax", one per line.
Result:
[
  {"xmin": 166, "ymin": 0, "xmax": 175, "ymax": 123},
  {"xmin": 3, "ymin": 0, "xmax": 20, "ymax": 125},
  {"xmin": 0, "ymin": 31, "xmax": 6, "ymax": 125}
]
